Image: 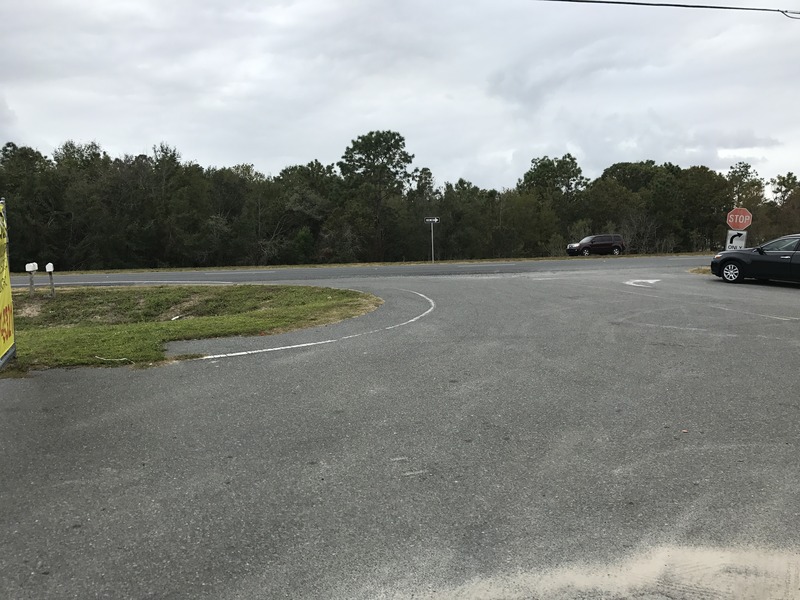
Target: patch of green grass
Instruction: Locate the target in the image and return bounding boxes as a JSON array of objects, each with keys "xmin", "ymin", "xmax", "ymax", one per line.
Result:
[{"xmin": 7, "ymin": 285, "xmax": 381, "ymax": 372}]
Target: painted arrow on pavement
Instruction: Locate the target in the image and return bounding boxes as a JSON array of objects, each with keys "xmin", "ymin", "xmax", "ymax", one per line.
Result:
[{"xmin": 624, "ymin": 280, "xmax": 661, "ymax": 288}]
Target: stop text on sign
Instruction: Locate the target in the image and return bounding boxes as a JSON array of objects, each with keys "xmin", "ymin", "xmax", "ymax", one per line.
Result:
[
  {"xmin": 729, "ymin": 214, "xmax": 751, "ymax": 225},
  {"xmin": 726, "ymin": 208, "xmax": 752, "ymax": 231}
]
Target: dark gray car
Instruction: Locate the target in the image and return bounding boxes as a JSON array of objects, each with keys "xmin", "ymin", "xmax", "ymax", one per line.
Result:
[{"xmin": 710, "ymin": 233, "xmax": 800, "ymax": 283}]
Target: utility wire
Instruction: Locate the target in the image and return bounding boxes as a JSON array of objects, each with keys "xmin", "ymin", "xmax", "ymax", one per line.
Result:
[{"xmin": 533, "ymin": 0, "xmax": 800, "ymax": 19}]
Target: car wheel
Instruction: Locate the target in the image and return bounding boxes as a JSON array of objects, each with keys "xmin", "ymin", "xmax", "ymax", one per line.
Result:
[
  {"xmin": 581, "ymin": 248, "xmax": 591, "ymax": 256},
  {"xmin": 721, "ymin": 261, "xmax": 743, "ymax": 283},
  {"xmin": 612, "ymin": 247, "xmax": 621, "ymax": 255}
]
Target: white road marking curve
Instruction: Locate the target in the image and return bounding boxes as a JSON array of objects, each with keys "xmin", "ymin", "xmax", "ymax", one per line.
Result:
[{"xmin": 199, "ymin": 288, "xmax": 436, "ymax": 361}]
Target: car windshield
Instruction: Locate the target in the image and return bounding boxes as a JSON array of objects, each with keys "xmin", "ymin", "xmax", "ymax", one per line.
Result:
[{"xmin": 579, "ymin": 236, "xmax": 594, "ymax": 244}]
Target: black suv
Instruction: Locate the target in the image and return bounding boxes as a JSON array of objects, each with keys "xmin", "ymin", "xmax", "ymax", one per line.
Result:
[{"xmin": 567, "ymin": 234, "xmax": 626, "ymax": 256}]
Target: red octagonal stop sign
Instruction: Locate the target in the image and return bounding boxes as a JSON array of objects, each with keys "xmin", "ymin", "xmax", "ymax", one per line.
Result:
[{"xmin": 727, "ymin": 207, "xmax": 752, "ymax": 230}]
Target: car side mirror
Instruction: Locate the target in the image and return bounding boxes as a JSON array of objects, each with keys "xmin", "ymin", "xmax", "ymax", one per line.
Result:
[{"xmin": 755, "ymin": 247, "xmax": 765, "ymax": 255}]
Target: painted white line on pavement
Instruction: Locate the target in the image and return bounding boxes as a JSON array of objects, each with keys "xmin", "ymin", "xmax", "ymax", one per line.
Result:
[
  {"xmin": 624, "ymin": 279, "xmax": 661, "ymax": 287},
  {"xmin": 195, "ymin": 270, "xmax": 277, "ymax": 275},
  {"xmin": 710, "ymin": 305, "xmax": 799, "ymax": 322},
  {"xmin": 12, "ymin": 280, "xmax": 235, "ymax": 287},
  {"xmin": 641, "ymin": 323, "xmax": 710, "ymax": 332},
  {"xmin": 202, "ymin": 339, "xmax": 337, "ymax": 360},
  {"xmin": 456, "ymin": 263, "xmax": 515, "ymax": 267},
  {"xmin": 96, "ymin": 280, "xmax": 234, "ymax": 285},
  {"xmin": 385, "ymin": 289, "xmax": 436, "ymax": 329},
  {"xmin": 199, "ymin": 288, "xmax": 436, "ymax": 361}
]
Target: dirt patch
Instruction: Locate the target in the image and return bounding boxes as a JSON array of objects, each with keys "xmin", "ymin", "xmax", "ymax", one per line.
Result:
[
  {"xmin": 158, "ymin": 295, "xmax": 201, "ymax": 321},
  {"xmin": 15, "ymin": 302, "xmax": 41, "ymax": 318}
]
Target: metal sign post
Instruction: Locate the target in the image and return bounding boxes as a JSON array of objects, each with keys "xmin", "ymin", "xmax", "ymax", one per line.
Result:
[{"xmin": 424, "ymin": 217, "xmax": 440, "ymax": 263}]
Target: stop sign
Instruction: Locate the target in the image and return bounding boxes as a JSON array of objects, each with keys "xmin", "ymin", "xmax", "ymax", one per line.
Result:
[{"xmin": 727, "ymin": 207, "xmax": 752, "ymax": 230}]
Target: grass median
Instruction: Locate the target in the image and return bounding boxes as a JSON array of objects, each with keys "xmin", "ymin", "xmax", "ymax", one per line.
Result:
[{"xmin": 7, "ymin": 285, "xmax": 381, "ymax": 373}]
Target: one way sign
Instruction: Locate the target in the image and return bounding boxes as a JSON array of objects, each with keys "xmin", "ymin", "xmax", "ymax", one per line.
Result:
[{"xmin": 727, "ymin": 230, "xmax": 747, "ymax": 250}]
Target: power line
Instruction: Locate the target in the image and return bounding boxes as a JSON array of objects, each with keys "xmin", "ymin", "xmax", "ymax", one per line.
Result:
[{"xmin": 533, "ymin": 0, "xmax": 800, "ymax": 19}]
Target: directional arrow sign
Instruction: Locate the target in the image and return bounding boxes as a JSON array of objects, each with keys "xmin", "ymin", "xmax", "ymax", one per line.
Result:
[
  {"xmin": 424, "ymin": 217, "xmax": 440, "ymax": 224},
  {"xmin": 726, "ymin": 230, "xmax": 747, "ymax": 250}
]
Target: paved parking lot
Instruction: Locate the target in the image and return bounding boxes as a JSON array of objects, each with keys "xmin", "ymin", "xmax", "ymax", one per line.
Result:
[{"xmin": 2, "ymin": 260, "xmax": 799, "ymax": 598}]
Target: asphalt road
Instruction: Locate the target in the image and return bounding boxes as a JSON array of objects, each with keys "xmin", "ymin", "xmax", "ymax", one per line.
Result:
[
  {"xmin": 9, "ymin": 255, "xmax": 709, "ymax": 288},
  {"xmin": 3, "ymin": 256, "xmax": 800, "ymax": 599}
]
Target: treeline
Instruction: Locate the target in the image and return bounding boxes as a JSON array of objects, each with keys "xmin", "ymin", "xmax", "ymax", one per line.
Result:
[{"xmin": 1, "ymin": 131, "xmax": 798, "ymax": 271}]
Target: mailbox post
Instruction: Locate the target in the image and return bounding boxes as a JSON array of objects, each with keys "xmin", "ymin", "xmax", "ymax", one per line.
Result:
[
  {"xmin": 25, "ymin": 262, "xmax": 38, "ymax": 297},
  {"xmin": 46, "ymin": 263, "xmax": 55, "ymax": 297}
]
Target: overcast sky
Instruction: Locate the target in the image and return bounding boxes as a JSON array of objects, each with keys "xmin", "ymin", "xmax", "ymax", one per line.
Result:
[{"xmin": 1, "ymin": 0, "xmax": 798, "ymax": 190}]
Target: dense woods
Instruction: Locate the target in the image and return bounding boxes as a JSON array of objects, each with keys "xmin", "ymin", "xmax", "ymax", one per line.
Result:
[{"xmin": 0, "ymin": 131, "xmax": 797, "ymax": 271}]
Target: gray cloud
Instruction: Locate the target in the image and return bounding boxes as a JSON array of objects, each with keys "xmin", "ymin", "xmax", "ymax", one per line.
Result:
[{"xmin": 1, "ymin": 0, "xmax": 797, "ymax": 188}]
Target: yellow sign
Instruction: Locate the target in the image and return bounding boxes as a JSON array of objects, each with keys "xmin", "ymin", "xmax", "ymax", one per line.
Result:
[{"xmin": 0, "ymin": 200, "xmax": 15, "ymax": 368}]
